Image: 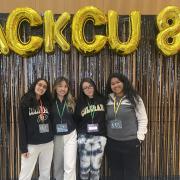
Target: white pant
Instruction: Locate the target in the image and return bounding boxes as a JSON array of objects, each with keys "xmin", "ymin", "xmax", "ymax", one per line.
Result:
[
  {"xmin": 19, "ymin": 141, "xmax": 54, "ymax": 180},
  {"xmin": 53, "ymin": 130, "xmax": 77, "ymax": 180}
]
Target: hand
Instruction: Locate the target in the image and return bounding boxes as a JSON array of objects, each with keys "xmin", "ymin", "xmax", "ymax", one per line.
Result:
[{"xmin": 22, "ymin": 152, "xmax": 30, "ymax": 158}]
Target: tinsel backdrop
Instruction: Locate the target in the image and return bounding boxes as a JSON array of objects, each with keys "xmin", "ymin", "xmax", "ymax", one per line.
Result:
[{"xmin": 0, "ymin": 14, "xmax": 180, "ymax": 180}]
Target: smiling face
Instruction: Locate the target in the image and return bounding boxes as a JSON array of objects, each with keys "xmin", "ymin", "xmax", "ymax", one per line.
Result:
[
  {"xmin": 55, "ymin": 80, "xmax": 68, "ymax": 99},
  {"xmin": 82, "ymin": 81, "xmax": 94, "ymax": 98},
  {"xmin": 35, "ymin": 80, "xmax": 48, "ymax": 99},
  {"xmin": 110, "ymin": 77, "xmax": 124, "ymax": 97}
]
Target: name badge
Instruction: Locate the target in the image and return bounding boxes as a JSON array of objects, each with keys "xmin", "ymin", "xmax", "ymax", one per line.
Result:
[
  {"xmin": 39, "ymin": 124, "xmax": 49, "ymax": 133},
  {"xmin": 87, "ymin": 123, "xmax": 99, "ymax": 133},
  {"xmin": 110, "ymin": 119, "xmax": 122, "ymax": 129},
  {"xmin": 56, "ymin": 123, "xmax": 68, "ymax": 133}
]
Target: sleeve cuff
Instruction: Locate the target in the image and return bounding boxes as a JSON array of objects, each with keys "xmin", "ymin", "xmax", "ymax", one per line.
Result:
[{"xmin": 137, "ymin": 133, "xmax": 145, "ymax": 141}]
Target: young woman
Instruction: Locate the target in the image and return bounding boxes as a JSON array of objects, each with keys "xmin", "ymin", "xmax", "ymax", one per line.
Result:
[
  {"xmin": 18, "ymin": 78, "xmax": 54, "ymax": 180},
  {"xmin": 106, "ymin": 73, "xmax": 148, "ymax": 180},
  {"xmin": 52, "ymin": 77, "xmax": 77, "ymax": 180},
  {"xmin": 75, "ymin": 78, "xmax": 106, "ymax": 180}
]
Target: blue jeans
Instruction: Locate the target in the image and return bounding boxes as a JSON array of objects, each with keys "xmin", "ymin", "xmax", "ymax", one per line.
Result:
[{"xmin": 78, "ymin": 134, "xmax": 106, "ymax": 180}]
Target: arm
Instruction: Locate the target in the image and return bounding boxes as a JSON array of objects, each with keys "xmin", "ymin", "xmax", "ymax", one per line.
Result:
[
  {"xmin": 135, "ymin": 97, "xmax": 148, "ymax": 141},
  {"xmin": 48, "ymin": 105, "xmax": 55, "ymax": 136},
  {"xmin": 19, "ymin": 103, "xmax": 28, "ymax": 154},
  {"xmin": 74, "ymin": 100, "xmax": 82, "ymax": 129}
]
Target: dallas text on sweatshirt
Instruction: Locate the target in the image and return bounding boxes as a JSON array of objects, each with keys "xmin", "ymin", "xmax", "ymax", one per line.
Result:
[
  {"xmin": 51, "ymin": 98, "xmax": 76, "ymax": 135},
  {"xmin": 19, "ymin": 100, "xmax": 54, "ymax": 153},
  {"xmin": 106, "ymin": 93, "xmax": 148, "ymax": 141},
  {"xmin": 75, "ymin": 96, "xmax": 106, "ymax": 136}
]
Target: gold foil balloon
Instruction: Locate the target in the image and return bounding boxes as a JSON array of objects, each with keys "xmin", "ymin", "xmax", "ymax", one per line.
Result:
[
  {"xmin": 54, "ymin": 12, "xmax": 71, "ymax": 52},
  {"xmin": 44, "ymin": 10, "xmax": 54, "ymax": 53},
  {"xmin": 44, "ymin": 11, "xmax": 70, "ymax": 53},
  {"xmin": 157, "ymin": 6, "xmax": 180, "ymax": 56},
  {"xmin": 108, "ymin": 10, "xmax": 141, "ymax": 55},
  {"xmin": 72, "ymin": 6, "xmax": 107, "ymax": 54},
  {"xmin": 6, "ymin": 7, "xmax": 43, "ymax": 57},
  {"xmin": 0, "ymin": 25, "xmax": 9, "ymax": 55}
]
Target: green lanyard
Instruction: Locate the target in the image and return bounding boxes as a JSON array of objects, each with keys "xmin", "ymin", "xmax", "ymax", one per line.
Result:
[
  {"xmin": 113, "ymin": 97, "xmax": 123, "ymax": 118},
  {"xmin": 56, "ymin": 100, "xmax": 67, "ymax": 123},
  {"xmin": 88, "ymin": 102, "xmax": 96, "ymax": 122}
]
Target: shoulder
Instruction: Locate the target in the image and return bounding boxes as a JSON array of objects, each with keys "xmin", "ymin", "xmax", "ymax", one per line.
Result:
[
  {"xmin": 95, "ymin": 95, "xmax": 106, "ymax": 104},
  {"xmin": 134, "ymin": 95, "xmax": 143, "ymax": 105},
  {"xmin": 20, "ymin": 93, "xmax": 30, "ymax": 106},
  {"xmin": 76, "ymin": 97, "xmax": 83, "ymax": 104},
  {"xmin": 106, "ymin": 93, "xmax": 114, "ymax": 105},
  {"xmin": 19, "ymin": 94, "xmax": 34, "ymax": 112},
  {"xmin": 51, "ymin": 98, "xmax": 57, "ymax": 105},
  {"xmin": 75, "ymin": 98, "xmax": 85, "ymax": 109},
  {"xmin": 134, "ymin": 95, "xmax": 146, "ymax": 111}
]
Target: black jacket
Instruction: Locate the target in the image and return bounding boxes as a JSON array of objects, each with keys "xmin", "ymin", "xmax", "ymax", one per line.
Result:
[
  {"xmin": 74, "ymin": 96, "xmax": 106, "ymax": 136},
  {"xmin": 51, "ymin": 98, "xmax": 76, "ymax": 135},
  {"xmin": 19, "ymin": 97, "xmax": 54, "ymax": 153}
]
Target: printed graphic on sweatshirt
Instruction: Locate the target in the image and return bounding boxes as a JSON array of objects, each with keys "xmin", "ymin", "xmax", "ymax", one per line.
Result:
[
  {"xmin": 81, "ymin": 104, "xmax": 105, "ymax": 117},
  {"xmin": 29, "ymin": 107, "xmax": 49, "ymax": 123}
]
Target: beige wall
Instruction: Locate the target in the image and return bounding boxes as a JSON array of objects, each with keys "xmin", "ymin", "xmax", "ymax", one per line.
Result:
[{"xmin": 0, "ymin": 0, "xmax": 179, "ymax": 14}]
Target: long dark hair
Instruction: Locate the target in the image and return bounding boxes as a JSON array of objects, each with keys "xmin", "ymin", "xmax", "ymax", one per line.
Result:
[
  {"xmin": 79, "ymin": 78, "xmax": 102, "ymax": 102},
  {"xmin": 106, "ymin": 73, "xmax": 139, "ymax": 106},
  {"xmin": 20, "ymin": 78, "xmax": 52, "ymax": 108}
]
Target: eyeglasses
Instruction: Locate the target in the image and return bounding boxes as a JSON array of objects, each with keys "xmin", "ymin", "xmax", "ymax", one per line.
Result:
[
  {"xmin": 83, "ymin": 85, "xmax": 93, "ymax": 91},
  {"xmin": 37, "ymin": 82, "xmax": 47, "ymax": 90}
]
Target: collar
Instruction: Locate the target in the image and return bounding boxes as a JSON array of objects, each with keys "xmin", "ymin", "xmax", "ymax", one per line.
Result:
[{"xmin": 109, "ymin": 93, "xmax": 126, "ymax": 102}]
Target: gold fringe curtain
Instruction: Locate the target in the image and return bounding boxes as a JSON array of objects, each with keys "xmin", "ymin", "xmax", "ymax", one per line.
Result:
[{"xmin": 0, "ymin": 15, "xmax": 180, "ymax": 180}]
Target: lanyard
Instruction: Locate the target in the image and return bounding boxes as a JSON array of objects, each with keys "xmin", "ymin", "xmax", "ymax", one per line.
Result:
[
  {"xmin": 56, "ymin": 100, "xmax": 66, "ymax": 123},
  {"xmin": 88, "ymin": 102, "xmax": 96, "ymax": 122},
  {"xmin": 39, "ymin": 99, "xmax": 45, "ymax": 122},
  {"xmin": 114, "ymin": 97, "xmax": 123, "ymax": 118}
]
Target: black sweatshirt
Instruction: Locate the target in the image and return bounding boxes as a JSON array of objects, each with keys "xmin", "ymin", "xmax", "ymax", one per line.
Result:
[
  {"xmin": 74, "ymin": 96, "xmax": 106, "ymax": 136},
  {"xmin": 51, "ymin": 98, "xmax": 76, "ymax": 135},
  {"xmin": 19, "ymin": 98, "xmax": 54, "ymax": 153}
]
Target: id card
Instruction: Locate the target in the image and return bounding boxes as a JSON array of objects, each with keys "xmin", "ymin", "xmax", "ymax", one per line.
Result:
[
  {"xmin": 56, "ymin": 123, "xmax": 68, "ymax": 133},
  {"xmin": 39, "ymin": 124, "xmax": 49, "ymax": 133},
  {"xmin": 87, "ymin": 123, "xmax": 99, "ymax": 133},
  {"xmin": 110, "ymin": 119, "xmax": 122, "ymax": 129}
]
